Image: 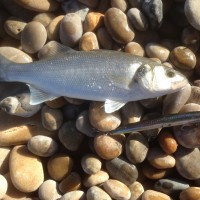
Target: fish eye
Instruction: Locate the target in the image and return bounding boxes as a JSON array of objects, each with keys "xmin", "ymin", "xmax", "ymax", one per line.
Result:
[{"xmin": 166, "ymin": 70, "xmax": 175, "ymax": 78}]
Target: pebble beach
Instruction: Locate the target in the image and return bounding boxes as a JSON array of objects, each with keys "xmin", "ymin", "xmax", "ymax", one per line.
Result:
[{"xmin": 1, "ymin": 0, "xmax": 200, "ymax": 199}]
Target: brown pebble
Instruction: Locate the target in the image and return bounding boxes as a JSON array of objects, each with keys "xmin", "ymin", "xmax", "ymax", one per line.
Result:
[
  {"xmin": 111, "ymin": 0, "xmax": 128, "ymax": 12},
  {"xmin": 59, "ymin": 190, "xmax": 85, "ymax": 200},
  {"xmin": 33, "ymin": 13, "xmax": 55, "ymax": 27},
  {"xmin": 129, "ymin": 181, "xmax": 144, "ymax": 200},
  {"xmin": 0, "ymin": 147, "xmax": 10, "ymax": 174},
  {"xmin": 45, "ymin": 97, "xmax": 67, "ymax": 109},
  {"xmin": 182, "ymin": 26, "xmax": 200, "ymax": 45},
  {"xmin": 124, "ymin": 42, "xmax": 145, "ymax": 57},
  {"xmin": 179, "ymin": 187, "xmax": 200, "ymax": 200},
  {"xmin": 142, "ymin": 190, "xmax": 171, "ymax": 200},
  {"xmin": 179, "ymin": 103, "xmax": 200, "ymax": 113},
  {"xmin": 187, "ymin": 86, "xmax": 200, "ymax": 105},
  {"xmin": 87, "ymin": 186, "xmax": 112, "ymax": 200}
]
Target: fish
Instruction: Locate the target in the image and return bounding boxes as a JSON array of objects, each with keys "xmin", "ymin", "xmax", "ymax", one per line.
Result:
[{"xmin": 0, "ymin": 45, "xmax": 188, "ymax": 113}]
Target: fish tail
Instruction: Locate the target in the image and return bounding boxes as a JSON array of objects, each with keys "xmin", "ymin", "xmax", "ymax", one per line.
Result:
[{"xmin": 0, "ymin": 55, "xmax": 11, "ymax": 81}]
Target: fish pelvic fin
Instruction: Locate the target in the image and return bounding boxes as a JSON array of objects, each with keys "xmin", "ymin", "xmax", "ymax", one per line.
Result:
[{"xmin": 0, "ymin": 55, "xmax": 10, "ymax": 81}]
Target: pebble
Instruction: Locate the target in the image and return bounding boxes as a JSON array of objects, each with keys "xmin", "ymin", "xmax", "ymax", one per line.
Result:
[
  {"xmin": 94, "ymin": 134, "xmax": 124, "ymax": 160},
  {"xmin": 89, "ymin": 101, "xmax": 121, "ymax": 132},
  {"xmin": 124, "ymin": 42, "xmax": 145, "ymax": 57},
  {"xmin": 83, "ymin": 170, "xmax": 109, "ymax": 187},
  {"xmin": 33, "ymin": 13, "xmax": 55, "ymax": 27},
  {"xmin": 126, "ymin": 132, "xmax": 149, "ymax": 164},
  {"xmin": 0, "ymin": 35, "xmax": 21, "ymax": 49},
  {"xmin": 58, "ymin": 121, "xmax": 85, "ymax": 151},
  {"xmin": 142, "ymin": 0, "xmax": 163, "ymax": 30},
  {"xmin": 83, "ymin": 12, "xmax": 104, "ymax": 32},
  {"xmin": 104, "ymin": 8, "xmax": 135, "ymax": 44},
  {"xmin": 41, "ymin": 105, "xmax": 63, "ymax": 131},
  {"xmin": 15, "ymin": 0, "xmax": 59, "ymax": 12},
  {"xmin": 21, "ymin": 21, "xmax": 47, "ymax": 54},
  {"xmin": 185, "ymin": 0, "xmax": 200, "ymax": 31},
  {"xmin": 27, "ymin": 135, "xmax": 58, "ymax": 157},
  {"xmin": 46, "ymin": 97, "xmax": 67, "ymax": 109},
  {"xmin": 129, "ymin": 181, "xmax": 144, "ymax": 200},
  {"xmin": 59, "ymin": 172, "xmax": 82, "ymax": 193},
  {"xmin": 79, "ymin": 32, "xmax": 99, "ymax": 51},
  {"xmin": 128, "ymin": 0, "xmax": 143, "ymax": 8},
  {"xmin": 47, "ymin": 154, "xmax": 74, "ymax": 181},
  {"xmin": 38, "ymin": 179, "xmax": 61, "ymax": 200},
  {"xmin": 96, "ymin": 27, "xmax": 113, "ymax": 50},
  {"xmin": 4, "ymin": 17, "xmax": 26, "ymax": 40},
  {"xmin": 0, "ymin": 174, "xmax": 8, "ymax": 199},
  {"xmin": 187, "ymin": 86, "xmax": 200, "ymax": 105},
  {"xmin": 111, "ymin": 0, "xmax": 127, "ymax": 12},
  {"xmin": 169, "ymin": 46, "xmax": 196, "ymax": 70},
  {"xmin": 179, "ymin": 187, "xmax": 200, "ymax": 200},
  {"xmin": 86, "ymin": 186, "xmax": 112, "ymax": 200},
  {"xmin": 158, "ymin": 129, "xmax": 178, "ymax": 154},
  {"xmin": 145, "ymin": 43, "xmax": 170, "ymax": 62},
  {"xmin": 60, "ymin": 13, "xmax": 83, "ymax": 47},
  {"xmin": 175, "ymin": 147, "xmax": 200, "ymax": 180},
  {"xmin": 155, "ymin": 178, "xmax": 189, "ymax": 195},
  {"xmin": 105, "ymin": 157, "xmax": 138, "ymax": 185},
  {"xmin": 0, "ymin": 47, "xmax": 32, "ymax": 63},
  {"xmin": 182, "ymin": 26, "xmax": 200, "ymax": 45},
  {"xmin": 141, "ymin": 190, "xmax": 171, "ymax": 200},
  {"xmin": 179, "ymin": 103, "xmax": 200, "ymax": 113},
  {"xmin": 81, "ymin": 154, "xmax": 102, "ymax": 174},
  {"xmin": 9, "ymin": 145, "xmax": 44, "ymax": 192},
  {"xmin": 127, "ymin": 8, "xmax": 148, "ymax": 31},
  {"xmin": 59, "ymin": 190, "xmax": 85, "ymax": 200},
  {"xmin": 0, "ymin": 147, "xmax": 10, "ymax": 174},
  {"xmin": 103, "ymin": 179, "xmax": 131, "ymax": 200}
]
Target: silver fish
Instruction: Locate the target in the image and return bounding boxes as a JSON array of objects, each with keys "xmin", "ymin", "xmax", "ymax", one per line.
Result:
[{"xmin": 0, "ymin": 46, "xmax": 187, "ymax": 113}]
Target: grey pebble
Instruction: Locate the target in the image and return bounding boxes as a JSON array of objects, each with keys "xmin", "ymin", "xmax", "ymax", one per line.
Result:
[
  {"xmin": 87, "ymin": 186, "xmax": 112, "ymax": 200},
  {"xmin": 33, "ymin": 13, "xmax": 56, "ymax": 27}
]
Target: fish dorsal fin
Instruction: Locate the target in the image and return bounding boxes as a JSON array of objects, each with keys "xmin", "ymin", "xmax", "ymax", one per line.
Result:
[
  {"xmin": 105, "ymin": 99, "xmax": 127, "ymax": 113},
  {"xmin": 27, "ymin": 84, "xmax": 58, "ymax": 105},
  {"xmin": 38, "ymin": 41, "xmax": 76, "ymax": 59}
]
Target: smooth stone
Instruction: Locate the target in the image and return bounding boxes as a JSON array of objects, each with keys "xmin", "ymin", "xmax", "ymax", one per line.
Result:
[
  {"xmin": 47, "ymin": 153, "xmax": 73, "ymax": 181},
  {"xmin": 179, "ymin": 103, "xmax": 200, "ymax": 113},
  {"xmin": 104, "ymin": 8, "xmax": 135, "ymax": 44},
  {"xmin": 83, "ymin": 12, "xmax": 104, "ymax": 32},
  {"xmin": 182, "ymin": 26, "xmax": 200, "ymax": 45},
  {"xmin": 59, "ymin": 190, "xmax": 85, "ymax": 200},
  {"xmin": 9, "ymin": 145, "xmax": 44, "ymax": 192},
  {"xmin": 89, "ymin": 101, "xmax": 121, "ymax": 132},
  {"xmin": 81, "ymin": 154, "xmax": 102, "ymax": 174},
  {"xmin": 76, "ymin": 110, "xmax": 96, "ymax": 137},
  {"xmin": 33, "ymin": 13, "xmax": 55, "ymax": 27},
  {"xmin": 142, "ymin": 0, "xmax": 163, "ymax": 29},
  {"xmin": 158, "ymin": 129, "xmax": 178, "ymax": 154},
  {"xmin": 129, "ymin": 181, "xmax": 144, "ymax": 200},
  {"xmin": 162, "ymin": 83, "xmax": 191, "ymax": 114},
  {"xmin": 187, "ymin": 86, "xmax": 200, "ymax": 105},
  {"xmin": 60, "ymin": 13, "xmax": 83, "ymax": 47},
  {"xmin": 0, "ymin": 47, "xmax": 32, "ymax": 63},
  {"xmin": 185, "ymin": 0, "xmax": 200, "ymax": 31},
  {"xmin": 21, "ymin": 21, "xmax": 47, "ymax": 54},
  {"xmin": 0, "ymin": 147, "xmax": 10, "ymax": 174},
  {"xmin": 59, "ymin": 121, "xmax": 85, "ymax": 151},
  {"xmin": 41, "ymin": 105, "xmax": 63, "ymax": 131},
  {"xmin": 14, "ymin": 0, "xmax": 59, "ymax": 12},
  {"xmin": 155, "ymin": 178, "xmax": 189, "ymax": 195},
  {"xmin": 145, "ymin": 43, "xmax": 170, "ymax": 62},
  {"xmin": 141, "ymin": 190, "xmax": 171, "ymax": 200},
  {"xmin": 46, "ymin": 97, "xmax": 67, "ymax": 109},
  {"xmin": 0, "ymin": 174, "xmax": 8, "ymax": 199},
  {"xmin": 103, "ymin": 179, "xmax": 131, "ymax": 200},
  {"xmin": 105, "ymin": 157, "xmax": 138, "ymax": 185},
  {"xmin": 147, "ymin": 147, "xmax": 176, "ymax": 169},
  {"xmin": 180, "ymin": 187, "xmax": 200, "ymax": 200},
  {"xmin": 4, "ymin": 17, "xmax": 26, "ymax": 40},
  {"xmin": 94, "ymin": 134, "xmax": 125, "ymax": 160},
  {"xmin": 126, "ymin": 132, "xmax": 149, "ymax": 164},
  {"xmin": 170, "ymin": 46, "xmax": 196, "ymax": 70},
  {"xmin": 124, "ymin": 42, "xmax": 145, "ymax": 57},
  {"xmin": 27, "ymin": 135, "xmax": 58, "ymax": 157},
  {"xmin": 127, "ymin": 8, "xmax": 148, "ymax": 31},
  {"xmin": 87, "ymin": 186, "xmax": 112, "ymax": 200},
  {"xmin": 79, "ymin": 32, "xmax": 99, "ymax": 51},
  {"xmin": 0, "ymin": 35, "xmax": 21, "ymax": 49},
  {"xmin": 83, "ymin": 170, "xmax": 109, "ymax": 187},
  {"xmin": 96, "ymin": 27, "xmax": 113, "ymax": 50},
  {"xmin": 47, "ymin": 15, "xmax": 64, "ymax": 41},
  {"xmin": 78, "ymin": 0, "xmax": 99, "ymax": 8},
  {"xmin": 175, "ymin": 147, "xmax": 200, "ymax": 180},
  {"xmin": 111, "ymin": 0, "xmax": 127, "ymax": 12},
  {"xmin": 140, "ymin": 97, "xmax": 161, "ymax": 109},
  {"xmin": 38, "ymin": 179, "xmax": 61, "ymax": 200},
  {"xmin": 59, "ymin": 172, "xmax": 81, "ymax": 193}
]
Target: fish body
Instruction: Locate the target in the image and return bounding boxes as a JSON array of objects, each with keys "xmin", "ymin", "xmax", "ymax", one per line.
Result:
[{"xmin": 0, "ymin": 48, "xmax": 187, "ymax": 113}]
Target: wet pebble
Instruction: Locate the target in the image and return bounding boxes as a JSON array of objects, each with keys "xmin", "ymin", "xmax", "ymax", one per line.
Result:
[
  {"xmin": 141, "ymin": 190, "xmax": 171, "ymax": 200},
  {"xmin": 81, "ymin": 154, "xmax": 102, "ymax": 174},
  {"xmin": 27, "ymin": 135, "xmax": 58, "ymax": 157},
  {"xmin": 0, "ymin": 174, "xmax": 7, "ymax": 199},
  {"xmin": 103, "ymin": 179, "xmax": 131, "ymax": 200},
  {"xmin": 47, "ymin": 154, "xmax": 73, "ymax": 181},
  {"xmin": 180, "ymin": 187, "xmax": 200, "ymax": 200},
  {"xmin": 129, "ymin": 181, "xmax": 144, "ymax": 200},
  {"xmin": 111, "ymin": 0, "xmax": 127, "ymax": 12},
  {"xmin": 104, "ymin": 8, "xmax": 135, "ymax": 44},
  {"xmin": 124, "ymin": 42, "xmax": 145, "ymax": 57},
  {"xmin": 21, "ymin": 21, "xmax": 47, "ymax": 54},
  {"xmin": 105, "ymin": 157, "xmax": 138, "ymax": 185},
  {"xmin": 60, "ymin": 190, "xmax": 85, "ymax": 200},
  {"xmin": 9, "ymin": 145, "xmax": 44, "ymax": 192},
  {"xmin": 86, "ymin": 186, "xmax": 112, "ymax": 200},
  {"xmin": 33, "ymin": 13, "xmax": 55, "ymax": 27},
  {"xmin": 0, "ymin": 147, "xmax": 10, "ymax": 174}
]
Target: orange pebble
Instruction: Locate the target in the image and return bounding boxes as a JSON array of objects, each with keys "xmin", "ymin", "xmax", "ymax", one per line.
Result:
[{"xmin": 158, "ymin": 129, "xmax": 178, "ymax": 154}]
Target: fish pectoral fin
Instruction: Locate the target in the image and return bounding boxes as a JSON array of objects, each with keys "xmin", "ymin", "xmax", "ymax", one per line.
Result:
[
  {"xmin": 27, "ymin": 84, "xmax": 58, "ymax": 105},
  {"xmin": 104, "ymin": 99, "xmax": 127, "ymax": 113}
]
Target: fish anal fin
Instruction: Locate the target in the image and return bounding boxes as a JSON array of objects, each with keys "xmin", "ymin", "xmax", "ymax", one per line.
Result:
[{"xmin": 105, "ymin": 99, "xmax": 127, "ymax": 113}]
